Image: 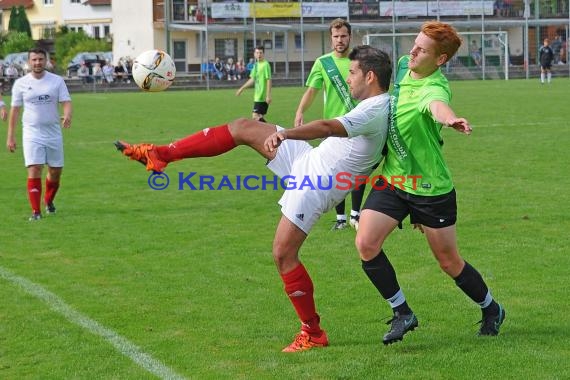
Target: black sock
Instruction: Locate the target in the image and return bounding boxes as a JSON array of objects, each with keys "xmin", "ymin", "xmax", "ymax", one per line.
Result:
[
  {"xmin": 335, "ymin": 199, "xmax": 346, "ymax": 216},
  {"xmin": 454, "ymin": 261, "xmax": 496, "ymax": 314},
  {"xmin": 362, "ymin": 250, "xmax": 411, "ymax": 315},
  {"xmin": 351, "ymin": 184, "xmax": 366, "ymax": 212}
]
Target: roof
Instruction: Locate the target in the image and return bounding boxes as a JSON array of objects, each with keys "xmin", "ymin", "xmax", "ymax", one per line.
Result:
[
  {"xmin": 83, "ymin": 0, "xmax": 111, "ymax": 5},
  {"xmin": 0, "ymin": 0, "xmax": 34, "ymax": 10}
]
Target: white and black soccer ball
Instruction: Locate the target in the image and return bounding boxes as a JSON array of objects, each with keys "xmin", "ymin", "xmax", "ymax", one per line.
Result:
[{"xmin": 132, "ymin": 50, "xmax": 176, "ymax": 92}]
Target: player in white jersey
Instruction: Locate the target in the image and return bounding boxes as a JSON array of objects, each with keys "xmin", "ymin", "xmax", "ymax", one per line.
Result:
[
  {"xmin": 115, "ymin": 45, "xmax": 391, "ymax": 352},
  {"xmin": 7, "ymin": 47, "xmax": 72, "ymax": 221}
]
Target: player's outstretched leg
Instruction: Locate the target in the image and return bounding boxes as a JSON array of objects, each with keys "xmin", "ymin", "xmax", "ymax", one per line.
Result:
[
  {"xmin": 115, "ymin": 141, "xmax": 168, "ymax": 173},
  {"xmin": 115, "ymin": 123, "xmax": 246, "ymax": 173}
]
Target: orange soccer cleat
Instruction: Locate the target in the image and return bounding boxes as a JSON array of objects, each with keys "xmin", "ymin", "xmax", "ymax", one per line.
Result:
[
  {"xmin": 281, "ymin": 330, "xmax": 329, "ymax": 353},
  {"xmin": 114, "ymin": 141, "xmax": 168, "ymax": 173}
]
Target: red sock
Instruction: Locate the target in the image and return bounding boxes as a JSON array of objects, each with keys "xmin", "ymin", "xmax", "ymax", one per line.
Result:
[
  {"xmin": 27, "ymin": 178, "xmax": 42, "ymax": 214},
  {"xmin": 281, "ymin": 263, "xmax": 322, "ymax": 335},
  {"xmin": 44, "ymin": 178, "xmax": 60, "ymax": 205},
  {"xmin": 156, "ymin": 124, "xmax": 237, "ymax": 162}
]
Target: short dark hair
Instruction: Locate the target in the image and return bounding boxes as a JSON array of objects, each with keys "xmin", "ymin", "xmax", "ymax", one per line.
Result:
[
  {"xmin": 28, "ymin": 47, "xmax": 48, "ymax": 58},
  {"xmin": 255, "ymin": 46, "xmax": 264, "ymax": 53},
  {"xmin": 348, "ymin": 45, "xmax": 392, "ymax": 91}
]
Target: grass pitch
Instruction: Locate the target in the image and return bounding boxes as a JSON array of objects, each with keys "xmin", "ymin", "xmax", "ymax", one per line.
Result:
[{"xmin": 1, "ymin": 79, "xmax": 569, "ymax": 379}]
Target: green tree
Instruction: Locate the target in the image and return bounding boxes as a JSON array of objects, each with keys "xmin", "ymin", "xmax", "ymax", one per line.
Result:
[
  {"xmin": 54, "ymin": 28, "xmax": 111, "ymax": 74},
  {"xmin": 8, "ymin": 6, "xmax": 18, "ymax": 31},
  {"xmin": 8, "ymin": 6, "xmax": 32, "ymax": 37},
  {"xmin": 18, "ymin": 6, "xmax": 32, "ymax": 37},
  {"xmin": 0, "ymin": 32, "xmax": 35, "ymax": 57}
]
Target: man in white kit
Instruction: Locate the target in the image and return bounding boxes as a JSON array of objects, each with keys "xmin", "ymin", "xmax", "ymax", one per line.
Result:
[
  {"xmin": 7, "ymin": 47, "xmax": 73, "ymax": 221},
  {"xmin": 115, "ymin": 45, "xmax": 391, "ymax": 352}
]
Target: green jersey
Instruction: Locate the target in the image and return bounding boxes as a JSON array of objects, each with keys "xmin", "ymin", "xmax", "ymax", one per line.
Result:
[
  {"xmin": 306, "ymin": 53, "xmax": 353, "ymax": 119},
  {"xmin": 384, "ymin": 56, "xmax": 453, "ymax": 196},
  {"xmin": 250, "ymin": 59, "xmax": 271, "ymax": 102}
]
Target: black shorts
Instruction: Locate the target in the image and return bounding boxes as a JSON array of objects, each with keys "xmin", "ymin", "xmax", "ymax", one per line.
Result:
[
  {"xmin": 253, "ymin": 102, "xmax": 269, "ymax": 115},
  {"xmin": 541, "ymin": 63, "xmax": 552, "ymax": 70},
  {"xmin": 363, "ymin": 177, "xmax": 457, "ymax": 228}
]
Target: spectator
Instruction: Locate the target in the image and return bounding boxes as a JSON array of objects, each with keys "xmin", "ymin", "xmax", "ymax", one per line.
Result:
[
  {"xmin": 102, "ymin": 60, "xmax": 115, "ymax": 84},
  {"xmin": 201, "ymin": 59, "xmax": 215, "ymax": 80},
  {"xmin": 225, "ymin": 57, "xmax": 237, "ymax": 81},
  {"xmin": 92, "ymin": 62, "xmax": 103, "ymax": 84},
  {"xmin": 77, "ymin": 62, "xmax": 91, "ymax": 84},
  {"xmin": 213, "ymin": 57, "xmax": 225, "ymax": 80},
  {"xmin": 236, "ymin": 57, "xmax": 246, "ymax": 80},
  {"xmin": 245, "ymin": 58, "xmax": 255, "ymax": 77},
  {"xmin": 551, "ymin": 34, "xmax": 562, "ymax": 64},
  {"xmin": 470, "ymin": 40, "xmax": 482, "ymax": 66},
  {"xmin": 6, "ymin": 64, "xmax": 19, "ymax": 83},
  {"xmin": 114, "ymin": 59, "xmax": 129, "ymax": 83}
]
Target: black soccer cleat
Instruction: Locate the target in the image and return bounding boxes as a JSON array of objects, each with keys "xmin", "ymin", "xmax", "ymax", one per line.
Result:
[
  {"xmin": 45, "ymin": 202, "xmax": 56, "ymax": 215},
  {"xmin": 114, "ymin": 140, "xmax": 127, "ymax": 152},
  {"xmin": 478, "ymin": 304, "xmax": 506, "ymax": 336},
  {"xmin": 383, "ymin": 312, "xmax": 418, "ymax": 345}
]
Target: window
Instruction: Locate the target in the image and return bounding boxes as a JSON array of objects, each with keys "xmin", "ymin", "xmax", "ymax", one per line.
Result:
[
  {"xmin": 245, "ymin": 39, "xmax": 261, "ymax": 58},
  {"xmin": 295, "ymin": 33, "xmax": 306, "ymax": 50},
  {"xmin": 274, "ymin": 34, "xmax": 285, "ymax": 50},
  {"xmin": 42, "ymin": 27, "xmax": 56, "ymax": 39},
  {"xmin": 93, "ymin": 26, "xmax": 101, "ymax": 39},
  {"xmin": 44, "ymin": 0, "xmax": 54, "ymax": 5},
  {"xmin": 104, "ymin": 25, "xmax": 110, "ymax": 38},
  {"xmin": 214, "ymin": 38, "xmax": 237, "ymax": 60},
  {"xmin": 71, "ymin": 0, "xmax": 81, "ymax": 3},
  {"xmin": 173, "ymin": 0, "xmax": 187, "ymax": 21}
]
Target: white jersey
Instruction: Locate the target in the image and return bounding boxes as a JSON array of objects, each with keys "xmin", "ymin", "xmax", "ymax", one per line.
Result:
[
  {"xmin": 267, "ymin": 93, "xmax": 389, "ymax": 233},
  {"xmin": 315, "ymin": 93, "xmax": 389, "ymax": 179},
  {"xmin": 11, "ymin": 71, "xmax": 71, "ymax": 143}
]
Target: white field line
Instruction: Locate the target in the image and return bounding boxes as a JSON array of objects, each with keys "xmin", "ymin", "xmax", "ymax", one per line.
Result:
[{"xmin": 0, "ymin": 266, "xmax": 186, "ymax": 380}]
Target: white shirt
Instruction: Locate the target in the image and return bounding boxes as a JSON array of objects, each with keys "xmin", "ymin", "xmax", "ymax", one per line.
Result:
[
  {"xmin": 269, "ymin": 93, "xmax": 389, "ymax": 233},
  {"xmin": 11, "ymin": 71, "xmax": 71, "ymax": 143},
  {"xmin": 311, "ymin": 93, "xmax": 389, "ymax": 180}
]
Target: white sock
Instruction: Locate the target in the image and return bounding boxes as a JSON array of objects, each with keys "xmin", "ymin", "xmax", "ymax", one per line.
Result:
[
  {"xmin": 478, "ymin": 291, "xmax": 493, "ymax": 309},
  {"xmin": 387, "ymin": 289, "xmax": 407, "ymax": 309}
]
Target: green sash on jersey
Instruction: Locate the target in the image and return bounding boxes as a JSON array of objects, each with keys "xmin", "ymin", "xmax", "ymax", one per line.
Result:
[
  {"xmin": 320, "ymin": 56, "xmax": 357, "ymax": 112},
  {"xmin": 388, "ymin": 56, "xmax": 423, "ymax": 169}
]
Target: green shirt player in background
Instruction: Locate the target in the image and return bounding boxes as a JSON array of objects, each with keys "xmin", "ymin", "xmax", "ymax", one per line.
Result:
[
  {"xmin": 355, "ymin": 21, "xmax": 505, "ymax": 345},
  {"xmin": 295, "ymin": 18, "xmax": 371, "ymax": 231},
  {"xmin": 237, "ymin": 46, "xmax": 272, "ymax": 121}
]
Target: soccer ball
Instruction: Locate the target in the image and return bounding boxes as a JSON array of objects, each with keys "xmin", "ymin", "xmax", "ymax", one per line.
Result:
[{"xmin": 132, "ymin": 50, "xmax": 176, "ymax": 92}]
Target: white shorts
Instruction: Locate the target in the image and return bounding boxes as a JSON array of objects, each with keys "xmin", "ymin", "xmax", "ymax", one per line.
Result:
[
  {"xmin": 266, "ymin": 127, "xmax": 348, "ymax": 234},
  {"xmin": 23, "ymin": 139, "xmax": 64, "ymax": 167}
]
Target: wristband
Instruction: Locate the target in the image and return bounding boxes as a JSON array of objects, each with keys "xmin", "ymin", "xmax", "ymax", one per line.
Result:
[{"xmin": 0, "ymin": 100, "xmax": 5, "ymax": 108}]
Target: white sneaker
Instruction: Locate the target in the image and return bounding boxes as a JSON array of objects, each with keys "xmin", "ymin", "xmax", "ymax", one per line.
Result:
[
  {"xmin": 331, "ymin": 220, "xmax": 347, "ymax": 230},
  {"xmin": 349, "ymin": 215, "xmax": 359, "ymax": 230}
]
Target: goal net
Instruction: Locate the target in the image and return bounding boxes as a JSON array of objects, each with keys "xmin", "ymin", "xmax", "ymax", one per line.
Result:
[{"xmin": 363, "ymin": 31, "xmax": 509, "ymax": 80}]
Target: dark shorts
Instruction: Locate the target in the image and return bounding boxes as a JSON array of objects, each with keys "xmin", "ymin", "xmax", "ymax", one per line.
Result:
[
  {"xmin": 253, "ymin": 102, "xmax": 269, "ymax": 115},
  {"xmin": 541, "ymin": 63, "xmax": 552, "ymax": 70},
  {"xmin": 362, "ymin": 177, "xmax": 457, "ymax": 228}
]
